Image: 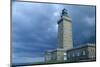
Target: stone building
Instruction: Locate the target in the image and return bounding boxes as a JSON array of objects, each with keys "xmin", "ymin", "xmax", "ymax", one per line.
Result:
[
  {"xmin": 45, "ymin": 9, "xmax": 96, "ymax": 63},
  {"xmin": 67, "ymin": 43, "xmax": 96, "ymax": 62}
]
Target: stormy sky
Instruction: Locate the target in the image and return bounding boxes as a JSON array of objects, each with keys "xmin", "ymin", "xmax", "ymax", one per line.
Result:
[{"xmin": 12, "ymin": 1, "xmax": 96, "ymax": 64}]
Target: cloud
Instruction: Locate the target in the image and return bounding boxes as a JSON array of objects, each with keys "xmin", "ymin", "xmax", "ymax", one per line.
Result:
[
  {"xmin": 62, "ymin": 5, "xmax": 96, "ymax": 46},
  {"xmin": 12, "ymin": 56, "xmax": 44, "ymax": 64},
  {"xmin": 12, "ymin": 2, "xmax": 96, "ymax": 63},
  {"xmin": 84, "ymin": 16, "xmax": 95, "ymax": 26},
  {"xmin": 12, "ymin": 2, "xmax": 60, "ymax": 63}
]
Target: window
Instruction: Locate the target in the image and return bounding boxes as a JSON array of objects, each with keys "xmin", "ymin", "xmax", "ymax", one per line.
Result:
[
  {"xmin": 91, "ymin": 56, "xmax": 94, "ymax": 58},
  {"xmin": 64, "ymin": 56, "xmax": 67, "ymax": 60},
  {"xmin": 64, "ymin": 52, "xmax": 67, "ymax": 60},
  {"xmin": 83, "ymin": 51, "xmax": 86, "ymax": 55},
  {"xmin": 64, "ymin": 53, "xmax": 67, "ymax": 56},
  {"xmin": 68, "ymin": 54, "xmax": 70, "ymax": 58},
  {"xmin": 72, "ymin": 53, "xmax": 75, "ymax": 57},
  {"xmin": 77, "ymin": 52, "xmax": 80, "ymax": 56}
]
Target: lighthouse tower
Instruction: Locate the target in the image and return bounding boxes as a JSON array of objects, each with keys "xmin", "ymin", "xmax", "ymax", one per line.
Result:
[
  {"xmin": 58, "ymin": 9, "xmax": 73, "ymax": 50},
  {"xmin": 45, "ymin": 9, "xmax": 73, "ymax": 62}
]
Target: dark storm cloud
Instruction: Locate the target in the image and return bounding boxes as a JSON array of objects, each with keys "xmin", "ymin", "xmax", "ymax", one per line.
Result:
[
  {"xmin": 12, "ymin": 2, "xmax": 63, "ymax": 63},
  {"xmin": 63, "ymin": 5, "xmax": 96, "ymax": 46},
  {"xmin": 12, "ymin": 2, "xmax": 96, "ymax": 63}
]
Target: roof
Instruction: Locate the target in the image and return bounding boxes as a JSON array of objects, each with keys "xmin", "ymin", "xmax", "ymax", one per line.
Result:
[{"xmin": 67, "ymin": 43, "xmax": 96, "ymax": 52}]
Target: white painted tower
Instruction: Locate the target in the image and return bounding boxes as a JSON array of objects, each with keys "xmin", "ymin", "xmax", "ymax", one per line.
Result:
[
  {"xmin": 58, "ymin": 9, "xmax": 73, "ymax": 50},
  {"xmin": 45, "ymin": 9, "xmax": 73, "ymax": 62}
]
